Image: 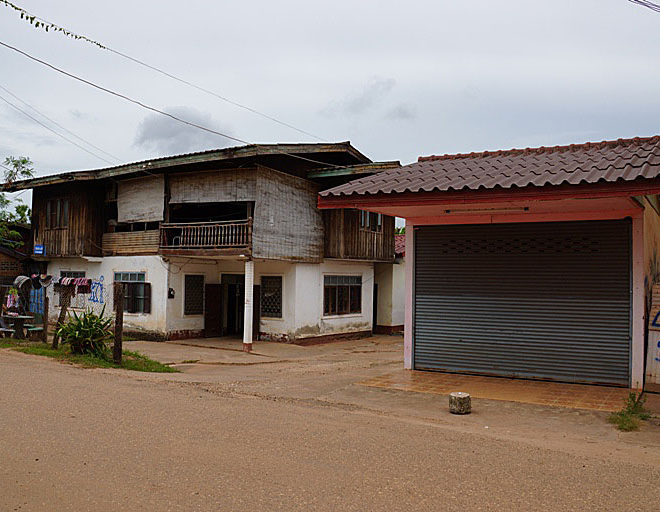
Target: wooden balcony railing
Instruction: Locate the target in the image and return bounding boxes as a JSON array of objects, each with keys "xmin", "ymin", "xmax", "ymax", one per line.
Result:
[{"xmin": 159, "ymin": 219, "xmax": 252, "ymax": 250}]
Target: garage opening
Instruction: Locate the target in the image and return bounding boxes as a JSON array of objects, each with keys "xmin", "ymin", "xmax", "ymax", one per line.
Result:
[{"xmin": 413, "ymin": 219, "xmax": 631, "ymax": 386}]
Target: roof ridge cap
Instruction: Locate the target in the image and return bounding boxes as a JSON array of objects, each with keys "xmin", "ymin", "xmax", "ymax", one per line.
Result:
[{"xmin": 417, "ymin": 134, "xmax": 660, "ymax": 162}]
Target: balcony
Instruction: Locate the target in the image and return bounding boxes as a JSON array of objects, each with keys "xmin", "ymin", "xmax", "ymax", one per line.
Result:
[{"xmin": 159, "ymin": 219, "xmax": 252, "ymax": 257}]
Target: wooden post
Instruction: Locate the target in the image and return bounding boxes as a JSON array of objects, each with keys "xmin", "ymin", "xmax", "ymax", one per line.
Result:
[
  {"xmin": 52, "ymin": 288, "xmax": 71, "ymax": 349},
  {"xmin": 42, "ymin": 295, "xmax": 49, "ymax": 344},
  {"xmin": 113, "ymin": 282, "xmax": 124, "ymax": 364}
]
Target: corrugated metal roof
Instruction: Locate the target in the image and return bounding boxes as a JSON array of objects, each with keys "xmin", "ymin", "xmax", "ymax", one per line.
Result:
[
  {"xmin": 4, "ymin": 141, "xmax": 370, "ymax": 191},
  {"xmin": 320, "ymin": 136, "xmax": 660, "ymax": 197}
]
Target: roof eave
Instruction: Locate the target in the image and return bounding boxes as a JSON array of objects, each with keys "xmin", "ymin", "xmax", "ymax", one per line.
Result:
[
  {"xmin": 318, "ymin": 177, "xmax": 660, "ymax": 209},
  {"xmin": 3, "ymin": 141, "xmax": 371, "ymax": 191}
]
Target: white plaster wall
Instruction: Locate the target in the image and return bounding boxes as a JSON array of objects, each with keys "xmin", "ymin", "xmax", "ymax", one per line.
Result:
[
  {"xmin": 301, "ymin": 260, "xmax": 374, "ymax": 338},
  {"xmin": 374, "ymin": 259, "xmax": 405, "ymax": 328},
  {"xmin": 292, "ymin": 263, "xmax": 323, "ymax": 337},
  {"xmin": 165, "ymin": 258, "xmax": 223, "ymax": 334},
  {"xmin": 391, "ymin": 258, "xmax": 406, "ymax": 326},
  {"xmin": 45, "ymin": 255, "xmax": 169, "ymax": 333},
  {"xmin": 374, "ymin": 263, "xmax": 393, "ymax": 326},
  {"xmin": 45, "ymin": 256, "xmax": 375, "ymax": 340},
  {"xmin": 254, "ymin": 260, "xmax": 296, "ymax": 337}
]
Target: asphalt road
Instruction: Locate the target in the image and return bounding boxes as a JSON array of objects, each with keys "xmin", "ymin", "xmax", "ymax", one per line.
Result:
[{"xmin": 1, "ymin": 349, "xmax": 658, "ymax": 511}]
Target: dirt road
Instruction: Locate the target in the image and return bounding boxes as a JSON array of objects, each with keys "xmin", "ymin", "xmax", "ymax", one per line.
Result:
[{"xmin": 1, "ymin": 346, "xmax": 659, "ymax": 511}]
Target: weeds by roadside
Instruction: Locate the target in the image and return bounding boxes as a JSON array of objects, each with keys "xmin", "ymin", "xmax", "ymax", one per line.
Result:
[
  {"xmin": 608, "ymin": 392, "xmax": 652, "ymax": 431},
  {"xmin": 0, "ymin": 338, "xmax": 177, "ymax": 373}
]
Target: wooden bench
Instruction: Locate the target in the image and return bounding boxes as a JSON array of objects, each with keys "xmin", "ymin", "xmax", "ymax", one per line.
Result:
[
  {"xmin": 0, "ymin": 327, "xmax": 14, "ymax": 338},
  {"xmin": 27, "ymin": 327, "xmax": 44, "ymax": 342}
]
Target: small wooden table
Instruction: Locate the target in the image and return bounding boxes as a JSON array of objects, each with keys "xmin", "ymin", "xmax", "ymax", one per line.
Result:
[{"xmin": 2, "ymin": 315, "xmax": 34, "ymax": 339}]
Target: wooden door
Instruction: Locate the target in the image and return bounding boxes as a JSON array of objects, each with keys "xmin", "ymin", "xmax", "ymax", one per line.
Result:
[{"xmin": 204, "ymin": 284, "xmax": 223, "ymax": 337}]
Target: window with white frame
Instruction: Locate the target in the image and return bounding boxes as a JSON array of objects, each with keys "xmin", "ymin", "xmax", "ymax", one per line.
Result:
[
  {"xmin": 323, "ymin": 275, "xmax": 362, "ymax": 316},
  {"xmin": 184, "ymin": 275, "xmax": 204, "ymax": 315},
  {"xmin": 114, "ymin": 272, "xmax": 151, "ymax": 314},
  {"xmin": 260, "ymin": 276, "xmax": 282, "ymax": 318}
]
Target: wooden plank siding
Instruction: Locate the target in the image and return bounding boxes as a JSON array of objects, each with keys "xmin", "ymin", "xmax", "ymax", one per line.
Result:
[
  {"xmin": 32, "ymin": 183, "xmax": 104, "ymax": 257},
  {"xmin": 323, "ymin": 209, "xmax": 395, "ymax": 262},
  {"xmin": 102, "ymin": 230, "xmax": 160, "ymax": 255}
]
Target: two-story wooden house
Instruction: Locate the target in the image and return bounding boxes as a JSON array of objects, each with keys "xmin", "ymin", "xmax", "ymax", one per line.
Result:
[{"xmin": 6, "ymin": 142, "xmax": 399, "ymax": 349}]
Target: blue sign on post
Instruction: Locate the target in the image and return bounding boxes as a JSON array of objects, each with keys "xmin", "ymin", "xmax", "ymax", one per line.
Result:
[{"xmin": 33, "ymin": 244, "xmax": 44, "ymax": 256}]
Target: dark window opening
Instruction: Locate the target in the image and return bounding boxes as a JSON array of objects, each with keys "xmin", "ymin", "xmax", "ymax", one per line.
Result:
[
  {"xmin": 184, "ymin": 275, "xmax": 205, "ymax": 315},
  {"xmin": 46, "ymin": 198, "xmax": 69, "ymax": 229},
  {"xmin": 114, "ymin": 221, "xmax": 160, "ymax": 232},
  {"xmin": 261, "ymin": 276, "xmax": 282, "ymax": 318},
  {"xmin": 359, "ymin": 211, "xmax": 382, "ymax": 233},
  {"xmin": 114, "ymin": 272, "xmax": 151, "ymax": 314},
  {"xmin": 323, "ymin": 275, "xmax": 362, "ymax": 316}
]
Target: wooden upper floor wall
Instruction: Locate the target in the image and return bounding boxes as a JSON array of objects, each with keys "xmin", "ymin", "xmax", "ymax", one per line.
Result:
[
  {"xmin": 30, "ymin": 167, "xmax": 394, "ymax": 262},
  {"xmin": 32, "ymin": 183, "xmax": 104, "ymax": 258},
  {"xmin": 323, "ymin": 209, "xmax": 395, "ymax": 262}
]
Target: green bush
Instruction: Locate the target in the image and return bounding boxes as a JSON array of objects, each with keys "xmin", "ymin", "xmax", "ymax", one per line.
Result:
[{"xmin": 56, "ymin": 308, "xmax": 113, "ymax": 359}]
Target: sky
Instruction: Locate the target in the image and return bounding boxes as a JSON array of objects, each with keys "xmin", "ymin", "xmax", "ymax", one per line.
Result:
[{"xmin": 1, "ymin": 0, "xmax": 660, "ymax": 207}]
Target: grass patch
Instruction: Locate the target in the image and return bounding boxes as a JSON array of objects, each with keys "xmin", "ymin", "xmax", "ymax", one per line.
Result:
[
  {"xmin": 2, "ymin": 338, "xmax": 177, "ymax": 373},
  {"xmin": 607, "ymin": 391, "xmax": 652, "ymax": 432}
]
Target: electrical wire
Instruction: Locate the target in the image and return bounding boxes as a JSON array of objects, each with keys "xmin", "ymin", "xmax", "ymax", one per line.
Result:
[
  {"xmin": 0, "ymin": 90, "xmax": 115, "ymax": 164},
  {"xmin": 0, "ymin": 40, "xmax": 248, "ymax": 147},
  {"xmin": 0, "ymin": 83, "xmax": 122, "ymax": 162},
  {"xmin": 0, "ymin": 0, "xmax": 325, "ymax": 141},
  {"xmin": 0, "ymin": 40, "xmax": 346, "ymax": 169},
  {"xmin": 629, "ymin": 0, "xmax": 660, "ymax": 13}
]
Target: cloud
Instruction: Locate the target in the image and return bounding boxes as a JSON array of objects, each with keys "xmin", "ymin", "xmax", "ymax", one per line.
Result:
[
  {"xmin": 134, "ymin": 106, "xmax": 233, "ymax": 155},
  {"xmin": 385, "ymin": 104, "xmax": 416, "ymax": 121},
  {"xmin": 321, "ymin": 77, "xmax": 396, "ymax": 117},
  {"xmin": 68, "ymin": 109, "xmax": 95, "ymax": 121}
]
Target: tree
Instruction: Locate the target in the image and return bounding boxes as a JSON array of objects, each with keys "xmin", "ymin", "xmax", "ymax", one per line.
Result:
[{"xmin": 0, "ymin": 156, "xmax": 35, "ymax": 248}]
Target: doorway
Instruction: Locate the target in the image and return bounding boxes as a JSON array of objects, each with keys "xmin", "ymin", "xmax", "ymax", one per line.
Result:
[
  {"xmin": 204, "ymin": 284, "xmax": 223, "ymax": 337},
  {"xmin": 222, "ymin": 274, "xmax": 245, "ymax": 336}
]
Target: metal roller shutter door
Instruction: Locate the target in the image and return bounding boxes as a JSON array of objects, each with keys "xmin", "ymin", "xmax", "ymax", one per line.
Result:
[{"xmin": 413, "ymin": 220, "xmax": 631, "ymax": 385}]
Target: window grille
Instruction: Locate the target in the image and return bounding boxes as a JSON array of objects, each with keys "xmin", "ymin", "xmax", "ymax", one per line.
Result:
[
  {"xmin": 261, "ymin": 276, "xmax": 282, "ymax": 318},
  {"xmin": 184, "ymin": 275, "xmax": 204, "ymax": 315}
]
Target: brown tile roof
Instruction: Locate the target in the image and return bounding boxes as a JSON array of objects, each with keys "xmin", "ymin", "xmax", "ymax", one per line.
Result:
[
  {"xmin": 394, "ymin": 234, "xmax": 405, "ymax": 257},
  {"xmin": 320, "ymin": 136, "xmax": 660, "ymax": 197}
]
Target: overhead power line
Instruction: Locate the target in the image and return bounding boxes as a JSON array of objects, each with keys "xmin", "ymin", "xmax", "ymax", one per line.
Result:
[
  {"xmin": 0, "ymin": 90, "xmax": 116, "ymax": 164},
  {"xmin": 0, "ymin": 39, "xmax": 250, "ymax": 146},
  {"xmin": 0, "ymin": 83, "xmax": 122, "ymax": 162},
  {"xmin": 0, "ymin": 40, "xmax": 345, "ymax": 169},
  {"xmin": 0, "ymin": 0, "xmax": 325, "ymax": 141},
  {"xmin": 629, "ymin": 0, "xmax": 660, "ymax": 12}
]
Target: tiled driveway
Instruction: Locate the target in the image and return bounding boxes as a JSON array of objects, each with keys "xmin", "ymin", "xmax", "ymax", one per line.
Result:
[{"xmin": 360, "ymin": 370, "xmax": 631, "ymax": 412}]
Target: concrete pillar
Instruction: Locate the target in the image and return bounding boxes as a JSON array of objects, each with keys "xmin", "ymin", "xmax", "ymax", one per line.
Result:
[
  {"xmin": 243, "ymin": 259, "xmax": 254, "ymax": 352},
  {"xmin": 404, "ymin": 223, "xmax": 414, "ymax": 369}
]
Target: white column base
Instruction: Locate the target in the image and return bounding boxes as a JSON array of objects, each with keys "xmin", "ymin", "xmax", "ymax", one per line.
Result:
[{"xmin": 243, "ymin": 259, "xmax": 254, "ymax": 350}]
